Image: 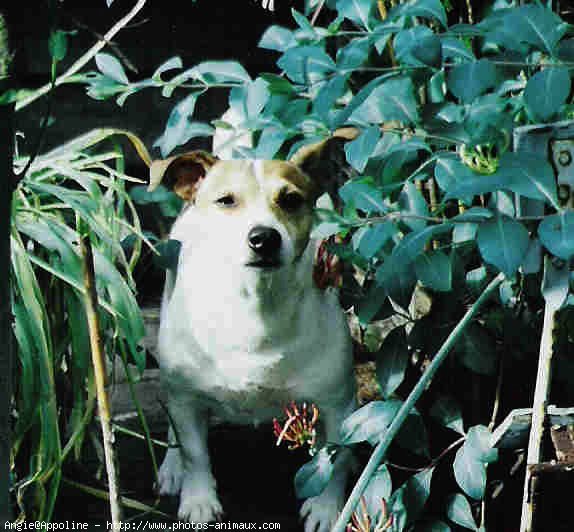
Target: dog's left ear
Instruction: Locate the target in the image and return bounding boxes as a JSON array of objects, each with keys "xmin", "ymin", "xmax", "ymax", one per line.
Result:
[
  {"xmin": 148, "ymin": 151, "xmax": 218, "ymax": 202},
  {"xmin": 289, "ymin": 127, "xmax": 359, "ymax": 201}
]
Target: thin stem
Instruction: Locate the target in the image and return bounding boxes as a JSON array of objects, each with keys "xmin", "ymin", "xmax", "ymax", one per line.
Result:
[
  {"xmin": 15, "ymin": 0, "xmax": 147, "ymax": 111},
  {"xmin": 332, "ymin": 272, "xmax": 505, "ymax": 532},
  {"xmin": 80, "ymin": 235, "xmax": 123, "ymax": 526}
]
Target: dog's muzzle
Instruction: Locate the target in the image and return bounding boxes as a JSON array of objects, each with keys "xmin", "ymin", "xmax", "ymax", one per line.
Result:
[{"xmin": 246, "ymin": 225, "xmax": 282, "ymax": 268}]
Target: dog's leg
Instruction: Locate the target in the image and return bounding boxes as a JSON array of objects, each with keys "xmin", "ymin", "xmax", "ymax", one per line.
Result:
[
  {"xmin": 165, "ymin": 396, "xmax": 223, "ymax": 523},
  {"xmin": 300, "ymin": 400, "xmax": 356, "ymax": 532},
  {"xmin": 157, "ymin": 426, "xmax": 183, "ymax": 495}
]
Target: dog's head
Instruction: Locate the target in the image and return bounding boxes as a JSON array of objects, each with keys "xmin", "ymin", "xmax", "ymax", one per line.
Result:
[{"xmin": 148, "ymin": 129, "xmax": 356, "ymax": 276}]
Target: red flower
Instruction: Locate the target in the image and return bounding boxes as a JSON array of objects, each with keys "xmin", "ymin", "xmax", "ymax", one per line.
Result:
[
  {"xmin": 273, "ymin": 401, "xmax": 319, "ymax": 453},
  {"xmin": 347, "ymin": 497, "xmax": 393, "ymax": 532}
]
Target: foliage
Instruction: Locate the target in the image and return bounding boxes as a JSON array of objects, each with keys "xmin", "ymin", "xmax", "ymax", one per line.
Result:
[
  {"xmin": 7, "ymin": 0, "xmax": 574, "ymax": 528},
  {"xmin": 76, "ymin": 0, "xmax": 574, "ymax": 528},
  {"xmin": 10, "ymin": 129, "xmax": 149, "ymax": 521}
]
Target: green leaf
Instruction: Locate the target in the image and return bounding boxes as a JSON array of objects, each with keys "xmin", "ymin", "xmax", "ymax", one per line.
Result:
[
  {"xmin": 453, "ymin": 426, "xmax": 498, "ymax": 500},
  {"xmin": 390, "ymin": 0, "xmax": 447, "ymax": 27},
  {"xmin": 336, "ymin": 37, "xmax": 371, "ymax": 71},
  {"xmin": 363, "ymin": 464, "xmax": 392, "ymax": 519},
  {"xmin": 345, "ymin": 126, "xmax": 381, "ymax": 172},
  {"xmin": 447, "ymin": 59, "xmax": 498, "ymax": 104},
  {"xmin": 95, "ymin": 53, "xmax": 129, "ymax": 84},
  {"xmin": 415, "ymin": 250, "xmax": 452, "ymax": 292},
  {"xmin": 398, "ymin": 181, "xmax": 429, "ymax": 232},
  {"xmin": 495, "ymin": 152, "xmax": 559, "ymax": 208},
  {"xmin": 454, "ymin": 323, "xmax": 497, "ymax": 376},
  {"xmin": 389, "ymin": 468, "xmax": 435, "ymax": 530},
  {"xmin": 355, "ymin": 285, "xmax": 393, "ymax": 326},
  {"xmin": 538, "ymin": 211, "xmax": 574, "ymax": 261},
  {"xmin": 277, "ymin": 45, "xmax": 336, "ymax": 84},
  {"xmin": 541, "ymin": 256, "xmax": 569, "ymax": 310},
  {"xmin": 340, "ymin": 400, "xmax": 401, "ymax": 445},
  {"xmin": 153, "ymin": 240, "xmax": 181, "ymax": 271},
  {"xmin": 49, "ymin": 30, "xmax": 68, "ymax": 63},
  {"xmin": 376, "ymin": 257, "xmax": 417, "ymax": 309},
  {"xmin": 476, "ymin": 216, "xmax": 529, "ymax": 277},
  {"xmin": 192, "ymin": 61, "xmax": 251, "ymax": 84},
  {"xmin": 314, "ymin": 75, "xmax": 348, "ymax": 123},
  {"xmin": 336, "ymin": 0, "xmax": 373, "ymax": 30},
  {"xmin": 376, "ymin": 327, "xmax": 409, "ymax": 399},
  {"xmin": 524, "ymin": 68, "xmax": 571, "ymax": 123},
  {"xmin": 294, "ymin": 447, "xmax": 335, "ymax": 499},
  {"xmin": 339, "ymin": 178, "xmax": 387, "ymax": 213},
  {"xmin": 352, "ymin": 221, "xmax": 398, "ymax": 260},
  {"xmin": 152, "ymin": 56, "xmax": 183, "ymax": 82},
  {"xmin": 445, "ymin": 494, "xmax": 477, "ymax": 530},
  {"xmin": 349, "ymin": 77, "xmax": 420, "ymax": 125},
  {"xmin": 441, "ymin": 37, "xmax": 475, "ymax": 61},
  {"xmin": 430, "ymin": 396, "xmax": 465, "ymax": 435},
  {"xmin": 508, "ymin": 4, "xmax": 567, "ymax": 54},
  {"xmin": 259, "ymin": 25, "xmax": 295, "ymax": 52},
  {"xmin": 390, "ymin": 223, "xmax": 453, "ymax": 265},
  {"xmin": 395, "ymin": 27, "xmax": 442, "ymax": 69}
]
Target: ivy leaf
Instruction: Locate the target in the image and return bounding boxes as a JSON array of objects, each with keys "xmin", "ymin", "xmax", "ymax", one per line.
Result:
[
  {"xmin": 447, "ymin": 59, "xmax": 498, "ymax": 104},
  {"xmin": 441, "ymin": 37, "xmax": 475, "ymax": 61},
  {"xmin": 430, "ymin": 396, "xmax": 465, "ymax": 435},
  {"xmin": 445, "ymin": 494, "xmax": 478, "ymax": 530},
  {"xmin": 192, "ymin": 61, "xmax": 251, "ymax": 84},
  {"xmin": 389, "ymin": 223, "xmax": 453, "ymax": 265},
  {"xmin": 259, "ymin": 25, "xmax": 295, "ymax": 52},
  {"xmin": 355, "ymin": 285, "xmax": 393, "ymax": 326},
  {"xmin": 524, "ymin": 67, "xmax": 571, "ymax": 123},
  {"xmin": 349, "ymin": 77, "xmax": 420, "ymax": 125},
  {"xmin": 376, "ymin": 327, "xmax": 409, "ymax": 399},
  {"xmin": 394, "ymin": 26, "xmax": 434, "ymax": 66},
  {"xmin": 415, "ymin": 250, "xmax": 453, "ymax": 292},
  {"xmin": 340, "ymin": 400, "xmax": 402, "ymax": 445},
  {"xmin": 95, "ymin": 53, "xmax": 129, "ymax": 84},
  {"xmin": 476, "ymin": 216, "xmax": 529, "ymax": 277},
  {"xmin": 538, "ymin": 211, "xmax": 574, "ymax": 260},
  {"xmin": 294, "ymin": 447, "xmax": 335, "ymax": 499}
]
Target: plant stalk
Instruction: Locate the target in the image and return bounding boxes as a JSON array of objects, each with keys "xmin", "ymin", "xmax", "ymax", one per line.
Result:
[
  {"xmin": 332, "ymin": 272, "xmax": 505, "ymax": 532},
  {"xmin": 0, "ymin": 11, "xmax": 13, "ymax": 523},
  {"xmin": 80, "ymin": 235, "xmax": 123, "ymax": 526},
  {"xmin": 519, "ymin": 301, "xmax": 556, "ymax": 532}
]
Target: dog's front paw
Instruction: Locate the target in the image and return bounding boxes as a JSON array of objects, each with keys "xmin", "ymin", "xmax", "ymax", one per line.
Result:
[
  {"xmin": 178, "ymin": 474, "xmax": 223, "ymax": 523},
  {"xmin": 157, "ymin": 448, "xmax": 183, "ymax": 496},
  {"xmin": 300, "ymin": 492, "xmax": 343, "ymax": 532}
]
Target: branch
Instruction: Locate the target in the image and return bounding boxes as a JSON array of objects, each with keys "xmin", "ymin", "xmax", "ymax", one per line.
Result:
[
  {"xmin": 332, "ymin": 272, "xmax": 505, "ymax": 532},
  {"xmin": 15, "ymin": 0, "xmax": 146, "ymax": 111}
]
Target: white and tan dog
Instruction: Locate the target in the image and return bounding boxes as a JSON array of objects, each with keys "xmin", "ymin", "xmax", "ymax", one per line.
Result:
[{"xmin": 149, "ymin": 134, "xmax": 356, "ymax": 532}]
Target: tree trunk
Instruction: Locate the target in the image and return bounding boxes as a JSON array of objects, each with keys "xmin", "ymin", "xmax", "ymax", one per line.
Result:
[{"xmin": 0, "ymin": 12, "xmax": 14, "ymax": 523}]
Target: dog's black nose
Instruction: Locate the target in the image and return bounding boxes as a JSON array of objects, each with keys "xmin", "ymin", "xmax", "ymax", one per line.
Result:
[{"xmin": 248, "ymin": 226, "xmax": 282, "ymax": 255}]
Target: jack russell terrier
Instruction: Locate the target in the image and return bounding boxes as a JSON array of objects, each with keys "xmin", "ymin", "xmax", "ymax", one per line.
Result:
[{"xmin": 148, "ymin": 130, "xmax": 357, "ymax": 532}]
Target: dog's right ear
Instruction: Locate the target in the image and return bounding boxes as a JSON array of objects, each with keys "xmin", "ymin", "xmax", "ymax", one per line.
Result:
[{"xmin": 148, "ymin": 151, "xmax": 218, "ymax": 202}]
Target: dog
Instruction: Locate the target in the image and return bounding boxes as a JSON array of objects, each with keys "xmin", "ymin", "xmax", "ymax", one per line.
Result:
[{"xmin": 148, "ymin": 131, "xmax": 357, "ymax": 532}]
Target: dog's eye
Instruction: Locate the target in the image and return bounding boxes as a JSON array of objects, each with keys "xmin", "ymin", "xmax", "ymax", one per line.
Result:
[
  {"xmin": 278, "ymin": 192, "xmax": 305, "ymax": 212},
  {"xmin": 215, "ymin": 194, "xmax": 236, "ymax": 208}
]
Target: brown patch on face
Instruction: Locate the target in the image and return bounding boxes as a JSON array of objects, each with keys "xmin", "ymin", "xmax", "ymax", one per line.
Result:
[{"xmin": 195, "ymin": 160, "xmax": 316, "ymax": 257}]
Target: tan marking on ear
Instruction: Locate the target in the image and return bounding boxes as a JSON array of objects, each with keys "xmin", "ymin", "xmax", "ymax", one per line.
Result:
[{"xmin": 148, "ymin": 151, "xmax": 218, "ymax": 202}]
